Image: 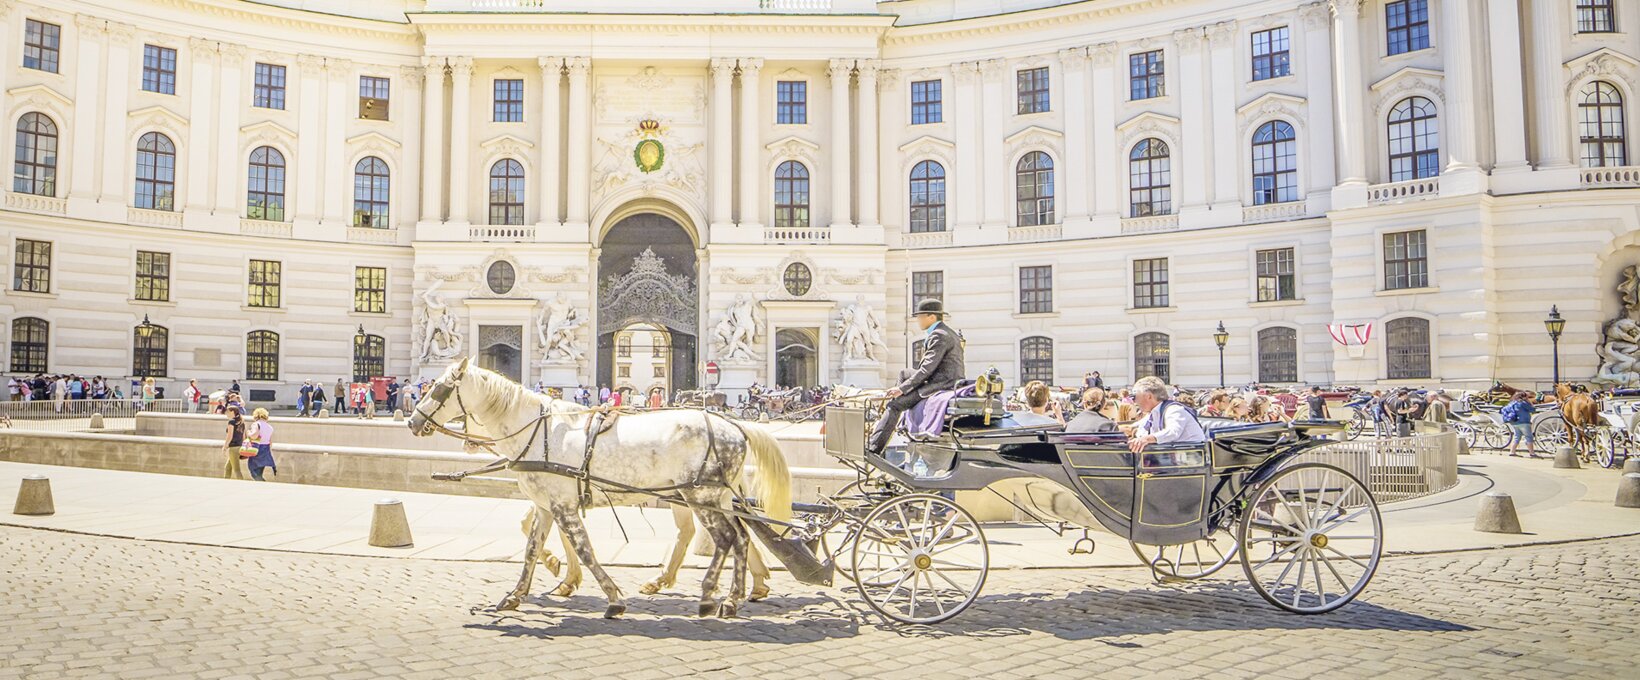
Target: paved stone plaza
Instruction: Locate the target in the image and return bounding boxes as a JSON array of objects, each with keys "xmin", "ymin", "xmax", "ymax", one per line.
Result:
[{"xmin": 1, "ymin": 523, "xmax": 1633, "ymax": 679}]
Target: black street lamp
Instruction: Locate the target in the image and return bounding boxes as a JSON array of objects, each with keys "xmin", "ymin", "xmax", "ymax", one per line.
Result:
[
  {"xmin": 136, "ymin": 313, "xmax": 155, "ymax": 339},
  {"xmin": 1213, "ymin": 321, "xmax": 1229, "ymax": 388},
  {"xmin": 1545, "ymin": 306, "xmax": 1565, "ymax": 386}
]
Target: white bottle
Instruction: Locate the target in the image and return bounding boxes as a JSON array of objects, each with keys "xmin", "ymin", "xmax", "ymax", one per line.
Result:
[{"xmin": 912, "ymin": 456, "xmax": 929, "ymax": 478}]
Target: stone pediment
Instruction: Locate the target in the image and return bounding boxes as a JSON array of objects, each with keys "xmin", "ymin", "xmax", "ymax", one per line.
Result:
[
  {"xmin": 129, "ymin": 105, "xmax": 189, "ymax": 129},
  {"xmin": 1564, "ymin": 47, "xmax": 1640, "ymax": 95},
  {"xmin": 1003, "ymin": 124, "xmax": 1063, "ymax": 146},
  {"xmin": 480, "ymin": 133, "xmax": 534, "ymax": 156},
  {"xmin": 897, "ymin": 134, "xmax": 955, "ymax": 154},
  {"xmin": 1565, "ymin": 47, "xmax": 1640, "ymax": 74},
  {"xmin": 764, "ymin": 135, "xmax": 821, "ymax": 153},
  {"xmin": 1236, "ymin": 92, "xmax": 1306, "ymax": 117},
  {"xmin": 346, "ymin": 131, "xmax": 401, "ymax": 150},
  {"xmin": 1368, "ymin": 66, "xmax": 1444, "ymax": 93},
  {"xmin": 240, "ymin": 120, "xmax": 297, "ymax": 139},
  {"xmin": 7, "ymin": 84, "xmax": 73, "ymax": 109},
  {"xmin": 1116, "ymin": 111, "xmax": 1181, "ymax": 132}
]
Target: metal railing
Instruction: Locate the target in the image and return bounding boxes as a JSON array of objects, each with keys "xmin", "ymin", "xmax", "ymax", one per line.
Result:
[
  {"xmin": 1296, "ymin": 428, "xmax": 1460, "ymax": 504},
  {"xmin": 0, "ymin": 399, "xmax": 187, "ymax": 432}
]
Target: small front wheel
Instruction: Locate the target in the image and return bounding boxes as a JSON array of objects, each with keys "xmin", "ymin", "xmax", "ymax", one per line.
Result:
[
  {"xmin": 1131, "ymin": 534, "xmax": 1240, "ymax": 582},
  {"xmin": 851, "ymin": 494, "xmax": 988, "ymax": 625},
  {"xmin": 1238, "ymin": 463, "xmax": 1382, "ymax": 614}
]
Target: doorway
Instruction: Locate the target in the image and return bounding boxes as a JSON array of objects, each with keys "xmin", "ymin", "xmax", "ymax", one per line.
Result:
[
  {"xmin": 597, "ymin": 212, "xmax": 699, "ymax": 392},
  {"xmin": 478, "ymin": 325, "xmax": 523, "ymax": 383},
  {"xmin": 775, "ymin": 327, "xmax": 819, "ymax": 388}
]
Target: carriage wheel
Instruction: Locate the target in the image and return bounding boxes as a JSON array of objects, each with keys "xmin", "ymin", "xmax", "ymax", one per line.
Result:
[
  {"xmin": 1533, "ymin": 416, "xmax": 1569, "ymax": 455},
  {"xmin": 851, "ymin": 494, "xmax": 988, "ymax": 625},
  {"xmin": 1595, "ymin": 428, "xmax": 1619, "ymax": 468},
  {"xmin": 1453, "ymin": 422, "xmax": 1477, "ymax": 449},
  {"xmin": 1237, "ymin": 463, "xmax": 1382, "ymax": 614},
  {"xmin": 1481, "ymin": 425, "xmax": 1510, "ymax": 451},
  {"xmin": 1130, "ymin": 533, "xmax": 1240, "ymax": 582},
  {"xmin": 828, "ymin": 477, "xmax": 897, "ymax": 581},
  {"xmin": 1345, "ymin": 410, "xmax": 1367, "ymax": 441}
]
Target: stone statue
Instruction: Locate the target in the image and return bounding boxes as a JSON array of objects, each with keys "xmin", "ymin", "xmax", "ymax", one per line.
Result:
[
  {"xmin": 713, "ymin": 294, "xmax": 759, "ymax": 363},
  {"xmin": 836, "ymin": 294, "xmax": 887, "ymax": 362},
  {"xmin": 536, "ymin": 293, "xmax": 585, "ymax": 363},
  {"xmin": 415, "ymin": 280, "xmax": 464, "ymax": 362},
  {"xmin": 1595, "ymin": 265, "xmax": 1640, "ymax": 387}
]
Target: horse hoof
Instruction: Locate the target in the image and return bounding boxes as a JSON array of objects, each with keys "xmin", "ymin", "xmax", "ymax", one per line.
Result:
[
  {"xmin": 493, "ymin": 595, "xmax": 521, "ymax": 612},
  {"xmin": 549, "ymin": 582, "xmax": 577, "ymax": 597},
  {"xmin": 748, "ymin": 586, "xmax": 770, "ymax": 602},
  {"xmin": 604, "ymin": 604, "xmax": 626, "ymax": 619},
  {"xmin": 638, "ymin": 581, "xmax": 662, "ymax": 595},
  {"xmin": 719, "ymin": 603, "xmax": 738, "ymax": 619},
  {"xmin": 698, "ymin": 602, "xmax": 720, "ymax": 618},
  {"xmin": 544, "ymin": 555, "xmax": 562, "ymax": 577}
]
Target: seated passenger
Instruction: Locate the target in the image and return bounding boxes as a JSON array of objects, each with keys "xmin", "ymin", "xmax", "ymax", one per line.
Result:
[
  {"xmin": 1010, "ymin": 381, "xmax": 1063, "ymax": 427},
  {"xmin": 1066, "ymin": 388, "xmax": 1118, "ymax": 433},
  {"xmin": 1128, "ymin": 376, "xmax": 1208, "ymax": 453}
]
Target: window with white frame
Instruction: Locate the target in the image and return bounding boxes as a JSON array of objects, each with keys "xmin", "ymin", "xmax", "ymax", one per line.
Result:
[
  {"xmin": 23, "ymin": 19, "xmax": 60, "ymax": 73},
  {"xmin": 1383, "ymin": 230, "xmax": 1428, "ymax": 290},
  {"xmin": 1579, "ymin": 81, "xmax": 1627, "ymax": 168},
  {"xmin": 1387, "ymin": 97, "xmax": 1439, "ymax": 182},
  {"xmin": 1385, "ymin": 0, "xmax": 1430, "ymax": 56},
  {"xmin": 1578, "ymin": 0, "xmax": 1617, "ymax": 33},
  {"xmin": 1255, "ymin": 247, "xmax": 1296, "ymax": 302},
  {"xmin": 1251, "ymin": 27, "xmax": 1290, "ymax": 81},
  {"xmin": 1252, "ymin": 121, "xmax": 1298, "ymax": 205}
]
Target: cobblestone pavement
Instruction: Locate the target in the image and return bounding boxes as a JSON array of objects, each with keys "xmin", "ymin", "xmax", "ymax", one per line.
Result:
[{"xmin": 1, "ymin": 525, "xmax": 1635, "ymax": 680}]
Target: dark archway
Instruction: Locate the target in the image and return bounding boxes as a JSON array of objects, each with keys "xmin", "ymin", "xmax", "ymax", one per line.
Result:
[{"xmin": 597, "ymin": 214, "xmax": 698, "ymax": 393}]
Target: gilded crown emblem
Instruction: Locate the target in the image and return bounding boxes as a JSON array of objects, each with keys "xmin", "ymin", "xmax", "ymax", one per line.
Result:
[{"xmin": 638, "ymin": 118, "xmax": 661, "ymax": 137}]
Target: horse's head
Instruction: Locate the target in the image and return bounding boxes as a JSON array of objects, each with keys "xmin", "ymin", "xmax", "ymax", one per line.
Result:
[{"xmin": 408, "ymin": 356, "xmax": 471, "ymax": 437}]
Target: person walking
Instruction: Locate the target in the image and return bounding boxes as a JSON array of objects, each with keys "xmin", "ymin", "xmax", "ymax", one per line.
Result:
[
  {"xmin": 1501, "ymin": 392, "xmax": 1537, "ymax": 458},
  {"xmin": 1303, "ymin": 386, "xmax": 1329, "ymax": 420},
  {"xmin": 245, "ymin": 408, "xmax": 277, "ymax": 481},
  {"xmin": 184, "ymin": 379, "xmax": 202, "ymax": 413},
  {"xmin": 308, "ymin": 382, "xmax": 325, "ymax": 417},
  {"xmin": 222, "ymin": 405, "xmax": 247, "ymax": 480},
  {"xmin": 297, "ymin": 380, "xmax": 313, "ymax": 417},
  {"xmin": 334, "ymin": 378, "xmax": 347, "ymax": 415},
  {"xmin": 386, "ymin": 378, "xmax": 401, "ymax": 415}
]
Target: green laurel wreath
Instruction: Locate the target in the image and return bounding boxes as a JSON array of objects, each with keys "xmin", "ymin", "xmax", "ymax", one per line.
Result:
[{"xmin": 634, "ymin": 139, "xmax": 665, "ymax": 173}]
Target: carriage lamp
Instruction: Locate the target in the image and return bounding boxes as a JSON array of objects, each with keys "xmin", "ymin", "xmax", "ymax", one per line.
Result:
[
  {"xmin": 136, "ymin": 314, "xmax": 155, "ymax": 339},
  {"xmin": 1213, "ymin": 321, "xmax": 1229, "ymax": 388},
  {"xmin": 1545, "ymin": 306, "xmax": 1565, "ymax": 385}
]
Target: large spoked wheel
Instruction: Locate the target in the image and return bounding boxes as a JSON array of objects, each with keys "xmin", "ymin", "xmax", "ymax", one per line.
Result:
[
  {"xmin": 851, "ymin": 493, "xmax": 988, "ymax": 625},
  {"xmin": 1594, "ymin": 428, "xmax": 1618, "ymax": 468},
  {"xmin": 1237, "ymin": 463, "xmax": 1382, "ymax": 614},
  {"xmin": 1130, "ymin": 533, "xmax": 1240, "ymax": 582},
  {"xmin": 1453, "ymin": 422, "xmax": 1478, "ymax": 449},
  {"xmin": 1345, "ymin": 409, "xmax": 1367, "ymax": 440},
  {"xmin": 1533, "ymin": 416, "xmax": 1569, "ymax": 455},
  {"xmin": 1481, "ymin": 424, "xmax": 1511, "ymax": 451}
]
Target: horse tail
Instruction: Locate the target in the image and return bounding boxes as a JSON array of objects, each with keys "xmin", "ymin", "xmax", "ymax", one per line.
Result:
[{"xmin": 738, "ymin": 423, "xmax": 792, "ymax": 522}]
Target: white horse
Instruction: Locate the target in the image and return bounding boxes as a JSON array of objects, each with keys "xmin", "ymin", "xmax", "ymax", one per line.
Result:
[{"xmin": 409, "ymin": 359, "xmax": 791, "ymax": 619}]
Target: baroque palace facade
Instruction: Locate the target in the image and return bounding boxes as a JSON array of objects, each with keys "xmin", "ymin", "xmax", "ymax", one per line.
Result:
[{"xmin": 3, "ymin": 0, "xmax": 1640, "ymax": 401}]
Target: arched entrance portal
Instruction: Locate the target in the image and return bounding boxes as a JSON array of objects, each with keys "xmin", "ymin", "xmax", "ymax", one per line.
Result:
[
  {"xmin": 597, "ymin": 214, "xmax": 698, "ymax": 393},
  {"xmin": 775, "ymin": 328, "xmax": 819, "ymax": 388}
]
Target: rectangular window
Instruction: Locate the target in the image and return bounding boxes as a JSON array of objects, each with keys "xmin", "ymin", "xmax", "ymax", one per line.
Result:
[
  {"xmin": 141, "ymin": 45, "xmax": 177, "ymax": 95},
  {"xmin": 12, "ymin": 239, "xmax": 51, "ymax": 293},
  {"xmin": 135, "ymin": 251, "xmax": 171, "ymax": 302},
  {"xmin": 493, "ymin": 79, "xmax": 524, "ymax": 122},
  {"xmin": 910, "ymin": 79, "xmax": 942, "ymax": 125},
  {"xmin": 777, "ymin": 81, "xmax": 807, "ymax": 124},
  {"xmin": 912, "ymin": 271, "xmax": 944, "ymax": 306},
  {"xmin": 1578, "ymin": 0, "xmax": 1617, "ymax": 33},
  {"xmin": 254, "ymin": 63, "xmax": 287, "ymax": 109},
  {"xmin": 653, "ymin": 366, "xmax": 666, "ymax": 378},
  {"xmin": 1129, "ymin": 50, "xmax": 1165, "ymax": 100},
  {"xmin": 1019, "ymin": 265, "xmax": 1053, "ymax": 314},
  {"xmin": 1383, "ymin": 230, "xmax": 1429, "ymax": 290},
  {"xmin": 359, "ymin": 76, "xmax": 390, "ymax": 121},
  {"xmin": 247, "ymin": 259, "xmax": 282, "ymax": 308},
  {"xmin": 618, "ymin": 366, "xmax": 631, "ymax": 378},
  {"xmin": 1386, "ymin": 0, "xmax": 1431, "ymax": 56},
  {"xmin": 1251, "ymin": 26, "xmax": 1291, "ymax": 81},
  {"xmin": 354, "ymin": 266, "xmax": 386, "ymax": 314},
  {"xmin": 1016, "ymin": 67, "xmax": 1050, "ymax": 114},
  {"xmin": 1255, "ymin": 248, "xmax": 1296, "ymax": 302},
  {"xmin": 23, "ymin": 19, "xmax": 60, "ymax": 73},
  {"xmin": 1133, "ymin": 258, "xmax": 1170, "ymax": 309}
]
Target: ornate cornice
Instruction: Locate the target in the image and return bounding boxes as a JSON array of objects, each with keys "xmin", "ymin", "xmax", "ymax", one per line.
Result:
[
  {"xmin": 736, "ymin": 57, "xmax": 763, "ymax": 78},
  {"xmin": 1058, "ymin": 46, "xmax": 1089, "ymax": 71},
  {"xmin": 296, "ymin": 54, "xmax": 326, "ymax": 77},
  {"xmin": 1173, "ymin": 27, "xmax": 1203, "ymax": 52}
]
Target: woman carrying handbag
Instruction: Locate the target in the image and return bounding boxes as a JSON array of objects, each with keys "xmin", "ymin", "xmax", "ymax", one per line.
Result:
[
  {"xmin": 245, "ymin": 408, "xmax": 278, "ymax": 481},
  {"xmin": 223, "ymin": 405, "xmax": 247, "ymax": 480}
]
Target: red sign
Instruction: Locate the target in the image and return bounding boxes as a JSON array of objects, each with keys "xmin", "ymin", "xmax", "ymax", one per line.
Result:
[
  {"xmin": 704, "ymin": 361, "xmax": 721, "ymax": 388},
  {"xmin": 705, "ymin": 361, "xmax": 720, "ymax": 375}
]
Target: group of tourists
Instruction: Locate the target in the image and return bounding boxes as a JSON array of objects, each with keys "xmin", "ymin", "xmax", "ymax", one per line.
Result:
[
  {"xmin": 292, "ymin": 378, "xmax": 405, "ymax": 418},
  {"xmin": 6, "ymin": 374, "xmax": 161, "ymax": 410}
]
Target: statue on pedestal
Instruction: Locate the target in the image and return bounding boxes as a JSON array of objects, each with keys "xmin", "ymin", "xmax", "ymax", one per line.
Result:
[{"xmin": 415, "ymin": 280, "xmax": 464, "ymax": 362}]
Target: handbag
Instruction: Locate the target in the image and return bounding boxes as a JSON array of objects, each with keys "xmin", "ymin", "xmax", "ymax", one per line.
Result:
[{"xmin": 239, "ymin": 442, "xmax": 258, "ymax": 458}]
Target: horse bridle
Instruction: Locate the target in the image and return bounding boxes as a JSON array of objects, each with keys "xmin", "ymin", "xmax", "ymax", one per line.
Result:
[{"xmin": 414, "ymin": 375, "xmax": 548, "ymax": 461}]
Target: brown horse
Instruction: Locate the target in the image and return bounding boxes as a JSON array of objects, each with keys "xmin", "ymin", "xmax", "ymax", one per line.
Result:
[{"xmin": 1555, "ymin": 384, "xmax": 1601, "ymax": 461}]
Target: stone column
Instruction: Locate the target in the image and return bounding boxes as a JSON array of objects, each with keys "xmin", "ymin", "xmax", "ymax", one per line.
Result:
[
  {"xmin": 1299, "ymin": 2, "xmax": 1336, "ymax": 208},
  {"xmin": 182, "ymin": 38, "xmax": 217, "ymax": 226},
  {"xmin": 828, "ymin": 58, "xmax": 853, "ymax": 229},
  {"xmin": 399, "ymin": 64, "xmax": 424, "ymax": 227},
  {"xmin": 419, "ymin": 57, "xmax": 445, "ymax": 224},
  {"xmin": 950, "ymin": 62, "xmax": 981, "ymax": 234},
  {"xmin": 1488, "ymin": 0, "xmax": 1532, "ymax": 186},
  {"xmin": 1088, "ymin": 44, "xmax": 1119, "ymax": 228},
  {"xmin": 1207, "ymin": 21, "xmax": 1239, "ymax": 214},
  {"xmin": 855, "ymin": 59, "xmax": 880, "ymax": 228},
  {"xmin": 68, "ymin": 16, "xmax": 105, "ymax": 209},
  {"xmin": 322, "ymin": 58, "xmax": 353, "ymax": 227},
  {"xmin": 447, "ymin": 56, "xmax": 473, "ymax": 226},
  {"xmin": 537, "ymin": 56, "xmax": 562, "ymax": 228},
  {"xmin": 978, "ymin": 58, "xmax": 1007, "ymax": 230},
  {"xmin": 213, "ymin": 44, "xmax": 245, "ymax": 218},
  {"xmin": 293, "ymin": 54, "xmax": 326, "ymax": 227},
  {"xmin": 564, "ymin": 57, "xmax": 590, "ymax": 231},
  {"xmin": 736, "ymin": 58, "xmax": 763, "ymax": 228},
  {"xmin": 1058, "ymin": 47, "xmax": 1091, "ymax": 231},
  {"xmin": 709, "ymin": 58, "xmax": 735, "ymax": 229},
  {"xmin": 876, "ymin": 67, "xmax": 901, "ymax": 232},
  {"xmin": 1330, "ymin": 0, "xmax": 1369, "ymax": 206},
  {"xmin": 1175, "ymin": 27, "xmax": 1210, "ymax": 220},
  {"xmin": 1530, "ymin": 0, "xmax": 1574, "ymax": 171},
  {"xmin": 98, "ymin": 22, "xmax": 134, "ymax": 210},
  {"xmin": 1438, "ymin": 0, "xmax": 1485, "ymax": 194}
]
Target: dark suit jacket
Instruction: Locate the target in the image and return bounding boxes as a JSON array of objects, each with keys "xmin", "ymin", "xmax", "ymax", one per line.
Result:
[{"xmin": 897, "ymin": 323, "xmax": 966, "ymax": 398}]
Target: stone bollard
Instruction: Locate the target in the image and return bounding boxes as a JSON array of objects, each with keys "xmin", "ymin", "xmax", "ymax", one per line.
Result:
[
  {"xmin": 89, "ymin": 413, "xmax": 104, "ymax": 429},
  {"xmin": 1474, "ymin": 491, "xmax": 1523, "ymax": 534},
  {"xmin": 1457, "ymin": 437, "xmax": 1471, "ymax": 456},
  {"xmin": 1553, "ymin": 446, "xmax": 1581, "ymax": 469},
  {"xmin": 393, "ymin": 409, "xmax": 404, "ymax": 422},
  {"xmin": 1618, "ymin": 473, "xmax": 1640, "ymax": 509},
  {"xmin": 318, "ymin": 409, "xmax": 329, "ymax": 418},
  {"xmin": 13, "ymin": 475, "xmax": 55, "ymax": 516},
  {"xmin": 368, "ymin": 498, "xmax": 413, "ymax": 548},
  {"xmin": 1624, "ymin": 458, "xmax": 1640, "ymax": 475}
]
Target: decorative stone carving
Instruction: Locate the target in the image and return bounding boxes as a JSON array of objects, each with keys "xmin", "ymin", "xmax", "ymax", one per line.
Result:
[
  {"xmin": 978, "ymin": 58, "xmax": 1008, "ymax": 81},
  {"xmin": 824, "ymin": 268, "xmax": 883, "ymax": 286},
  {"xmin": 527, "ymin": 266, "xmax": 586, "ymax": 284},
  {"xmin": 1206, "ymin": 21, "xmax": 1238, "ymax": 47},
  {"xmin": 104, "ymin": 21, "xmax": 134, "ymax": 46},
  {"xmin": 566, "ymin": 57, "xmax": 590, "ymax": 77},
  {"xmin": 450, "ymin": 56, "xmax": 475, "ymax": 77},
  {"xmin": 1370, "ymin": 67, "xmax": 1446, "ymax": 114},
  {"xmin": 736, "ymin": 57, "xmax": 763, "ymax": 78},
  {"xmin": 188, "ymin": 37, "xmax": 217, "ymax": 54},
  {"xmin": 877, "ymin": 68, "xmax": 900, "ymax": 90},
  {"xmin": 599, "ymin": 247, "xmax": 698, "ymax": 334},
  {"xmin": 1173, "ymin": 27, "xmax": 1204, "ymax": 52},
  {"xmin": 836, "ymin": 295, "xmax": 887, "ymax": 363},
  {"xmin": 711, "ymin": 294, "xmax": 760, "ymax": 363},
  {"xmin": 1058, "ymin": 47, "xmax": 1089, "ymax": 70},
  {"xmin": 219, "ymin": 43, "xmax": 247, "ymax": 65},
  {"xmin": 1090, "ymin": 43, "xmax": 1117, "ymax": 67},
  {"xmin": 536, "ymin": 292, "xmax": 586, "ymax": 363},
  {"xmin": 1565, "ymin": 49, "xmax": 1640, "ymax": 98},
  {"xmin": 1300, "ymin": 2, "xmax": 1331, "ymax": 28},
  {"xmin": 1596, "ymin": 266, "xmax": 1640, "ymax": 387},
  {"xmin": 399, "ymin": 65, "xmax": 424, "ymax": 88},
  {"xmin": 717, "ymin": 267, "xmax": 773, "ymax": 285},
  {"xmin": 297, "ymin": 54, "xmax": 326, "ymax": 77},
  {"xmin": 1329, "ymin": 0, "xmax": 1365, "ymax": 18},
  {"xmin": 591, "ymin": 124, "xmax": 706, "ymax": 205},
  {"xmin": 414, "ymin": 280, "xmax": 464, "ymax": 362},
  {"xmin": 952, "ymin": 61, "xmax": 981, "ymax": 85},
  {"xmin": 1237, "ymin": 93, "xmax": 1308, "ymax": 137}
]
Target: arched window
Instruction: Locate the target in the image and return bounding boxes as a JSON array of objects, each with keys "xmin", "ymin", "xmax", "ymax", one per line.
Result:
[
  {"xmin": 1251, "ymin": 121, "xmax": 1298, "ymax": 205},
  {"xmin": 1387, "ymin": 97, "xmax": 1439, "ymax": 182},
  {"xmin": 245, "ymin": 330, "xmax": 280, "ymax": 381},
  {"xmin": 488, "ymin": 159, "xmax": 525, "ymax": 226},
  {"xmin": 909, "ymin": 160, "xmax": 946, "ymax": 233},
  {"xmin": 9, "ymin": 317, "xmax": 48, "ymax": 373},
  {"xmin": 13, "ymin": 112, "xmax": 58, "ymax": 196},
  {"xmin": 246, "ymin": 146, "xmax": 286, "ymax": 221},
  {"xmin": 1257, "ymin": 327, "xmax": 1298, "ymax": 384},
  {"xmin": 134, "ymin": 132, "xmax": 176, "ymax": 211},
  {"xmin": 1020, "ymin": 336, "xmax": 1054, "ymax": 384},
  {"xmin": 133, "ymin": 323, "xmax": 169, "ymax": 378},
  {"xmin": 774, "ymin": 160, "xmax": 810, "ymax": 230},
  {"xmin": 1385, "ymin": 317, "xmax": 1431, "ymax": 380},
  {"xmin": 1134, "ymin": 332, "xmax": 1170, "ymax": 384},
  {"xmin": 353, "ymin": 156, "xmax": 390, "ymax": 228},
  {"xmin": 353, "ymin": 333, "xmax": 385, "ymax": 381},
  {"xmin": 1579, "ymin": 81, "xmax": 1627, "ymax": 167},
  {"xmin": 1015, "ymin": 151, "xmax": 1054, "ymax": 226},
  {"xmin": 1129, "ymin": 138, "xmax": 1171, "ymax": 217}
]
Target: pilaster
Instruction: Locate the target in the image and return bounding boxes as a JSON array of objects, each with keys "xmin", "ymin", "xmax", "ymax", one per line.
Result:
[
  {"xmin": 977, "ymin": 58, "xmax": 1007, "ymax": 234},
  {"xmin": 418, "ymin": 57, "xmax": 446, "ymax": 228},
  {"xmin": 1175, "ymin": 27, "xmax": 1211, "ymax": 226},
  {"xmin": 1058, "ymin": 47, "xmax": 1092, "ymax": 236},
  {"xmin": 182, "ymin": 38, "xmax": 217, "ymax": 228},
  {"xmin": 709, "ymin": 58, "xmax": 736, "ymax": 230},
  {"xmin": 1487, "ymin": 0, "xmax": 1533, "ymax": 191},
  {"xmin": 950, "ymin": 62, "xmax": 982, "ymax": 236},
  {"xmin": 447, "ymin": 56, "xmax": 473, "ymax": 228},
  {"xmin": 537, "ymin": 56, "xmax": 563, "ymax": 231},
  {"xmin": 855, "ymin": 59, "xmax": 880, "ymax": 230},
  {"xmin": 828, "ymin": 58, "xmax": 853, "ymax": 229},
  {"xmin": 1088, "ymin": 43, "xmax": 1120, "ymax": 233},
  {"xmin": 735, "ymin": 58, "xmax": 763, "ymax": 231},
  {"xmin": 1299, "ymin": 3, "xmax": 1336, "ymax": 210},
  {"xmin": 1330, "ymin": 0, "xmax": 1370, "ymax": 209},
  {"xmin": 1206, "ymin": 21, "xmax": 1240, "ymax": 215},
  {"xmin": 321, "ymin": 57, "xmax": 353, "ymax": 229},
  {"xmin": 563, "ymin": 57, "xmax": 590, "ymax": 236},
  {"xmin": 399, "ymin": 63, "xmax": 425, "ymax": 228},
  {"xmin": 211, "ymin": 44, "xmax": 244, "ymax": 221},
  {"xmin": 1528, "ymin": 0, "xmax": 1580, "ymax": 189},
  {"xmin": 67, "ymin": 15, "xmax": 105, "ymax": 215},
  {"xmin": 1438, "ymin": 0, "xmax": 1483, "ymax": 189},
  {"xmin": 96, "ymin": 21, "xmax": 134, "ymax": 217}
]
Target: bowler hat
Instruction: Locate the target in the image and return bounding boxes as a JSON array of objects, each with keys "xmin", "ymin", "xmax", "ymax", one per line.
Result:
[{"xmin": 911, "ymin": 298, "xmax": 947, "ymax": 318}]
